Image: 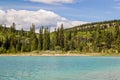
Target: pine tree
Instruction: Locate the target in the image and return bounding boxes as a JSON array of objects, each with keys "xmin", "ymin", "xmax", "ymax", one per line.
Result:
[
  {"xmin": 30, "ymin": 24, "xmax": 38, "ymax": 51},
  {"xmin": 43, "ymin": 28, "xmax": 47, "ymax": 50},
  {"xmin": 38, "ymin": 27, "xmax": 43, "ymax": 51},
  {"xmin": 56, "ymin": 28, "xmax": 60, "ymax": 46},
  {"xmin": 65, "ymin": 39, "xmax": 69, "ymax": 51},
  {"xmin": 59, "ymin": 24, "xmax": 64, "ymax": 49},
  {"xmin": 46, "ymin": 27, "xmax": 50, "ymax": 50},
  {"xmin": 51, "ymin": 28, "xmax": 57, "ymax": 50}
]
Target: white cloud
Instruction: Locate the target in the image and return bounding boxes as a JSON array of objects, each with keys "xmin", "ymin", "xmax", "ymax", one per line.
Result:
[
  {"xmin": 57, "ymin": 20, "xmax": 87, "ymax": 29},
  {"xmin": 28, "ymin": 0, "xmax": 75, "ymax": 4},
  {"xmin": 0, "ymin": 10, "xmax": 5, "ymax": 24},
  {"xmin": 0, "ymin": 9, "xmax": 87, "ymax": 32}
]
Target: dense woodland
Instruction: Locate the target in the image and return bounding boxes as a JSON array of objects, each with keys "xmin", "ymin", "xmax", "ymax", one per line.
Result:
[{"xmin": 0, "ymin": 20, "xmax": 120, "ymax": 54}]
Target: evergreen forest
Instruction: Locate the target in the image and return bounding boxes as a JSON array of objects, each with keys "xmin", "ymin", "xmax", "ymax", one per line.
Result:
[{"xmin": 0, "ymin": 20, "xmax": 120, "ymax": 54}]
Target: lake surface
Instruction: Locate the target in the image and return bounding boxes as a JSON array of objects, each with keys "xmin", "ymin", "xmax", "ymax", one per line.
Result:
[{"xmin": 0, "ymin": 56, "xmax": 120, "ymax": 80}]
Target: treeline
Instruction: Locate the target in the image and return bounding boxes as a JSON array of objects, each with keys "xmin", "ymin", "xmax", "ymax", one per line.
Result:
[
  {"xmin": 64, "ymin": 20, "xmax": 120, "ymax": 53},
  {"xmin": 0, "ymin": 20, "xmax": 120, "ymax": 54},
  {"xmin": 65, "ymin": 19, "xmax": 120, "ymax": 31}
]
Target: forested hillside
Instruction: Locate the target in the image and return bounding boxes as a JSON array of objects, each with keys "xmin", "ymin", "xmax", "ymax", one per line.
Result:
[
  {"xmin": 0, "ymin": 20, "xmax": 120, "ymax": 54},
  {"xmin": 64, "ymin": 20, "xmax": 120, "ymax": 53}
]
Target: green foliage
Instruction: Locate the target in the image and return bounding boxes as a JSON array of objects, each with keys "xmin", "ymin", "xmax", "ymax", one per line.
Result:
[
  {"xmin": 0, "ymin": 19, "xmax": 120, "ymax": 54},
  {"xmin": 0, "ymin": 46, "xmax": 6, "ymax": 53},
  {"xmin": 55, "ymin": 46, "xmax": 61, "ymax": 51},
  {"xmin": 43, "ymin": 28, "xmax": 50, "ymax": 50},
  {"xmin": 38, "ymin": 27, "xmax": 43, "ymax": 51}
]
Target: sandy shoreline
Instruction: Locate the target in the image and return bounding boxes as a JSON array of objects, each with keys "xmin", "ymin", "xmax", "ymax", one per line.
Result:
[
  {"xmin": 0, "ymin": 52, "xmax": 98, "ymax": 56},
  {"xmin": 0, "ymin": 53, "xmax": 91, "ymax": 56},
  {"xmin": 0, "ymin": 52, "xmax": 119, "ymax": 56}
]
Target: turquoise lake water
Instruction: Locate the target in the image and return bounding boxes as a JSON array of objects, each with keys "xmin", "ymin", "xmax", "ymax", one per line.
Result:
[{"xmin": 0, "ymin": 56, "xmax": 120, "ymax": 80}]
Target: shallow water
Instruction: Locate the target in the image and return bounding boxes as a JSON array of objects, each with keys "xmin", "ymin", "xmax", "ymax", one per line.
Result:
[{"xmin": 0, "ymin": 56, "xmax": 120, "ymax": 80}]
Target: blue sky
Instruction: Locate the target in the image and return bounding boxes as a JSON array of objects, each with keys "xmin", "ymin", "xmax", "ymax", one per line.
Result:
[
  {"xmin": 0, "ymin": 0, "xmax": 120, "ymax": 32},
  {"xmin": 0, "ymin": 0, "xmax": 120, "ymax": 22}
]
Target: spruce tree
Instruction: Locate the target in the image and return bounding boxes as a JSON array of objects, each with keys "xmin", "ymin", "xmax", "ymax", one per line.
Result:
[
  {"xmin": 59, "ymin": 24, "xmax": 64, "ymax": 49},
  {"xmin": 38, "ymin": 27, "xmax": 43, "ymax": 51}
]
